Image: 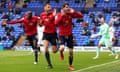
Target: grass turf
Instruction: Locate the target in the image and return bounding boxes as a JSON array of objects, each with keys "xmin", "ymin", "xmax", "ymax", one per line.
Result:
[{"xmin": 0, "ymin": 50, "xmax": 120, "ymax": 72}]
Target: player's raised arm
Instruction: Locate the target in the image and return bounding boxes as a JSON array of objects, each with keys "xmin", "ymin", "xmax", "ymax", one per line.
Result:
[
  {"xmin": 2, "ymin": 18, "xmax": 24, "ymax": 25},
  {"xmin": 91, "ymin": 18, "xmax": 108, "ymax": 38},
  {"xmin": 91, "ymin": 28, "xmax": 108, "ymax": 38},
  {"xmin": 45, "ymin": 9, "xmax": 57, "ymax": 20},
  {"xmin": 54, "ymin": 13, "xmax": 62, "ymax": 25},
  {"xmin": 54, "ymin": 8, "xmax": 66, "ymax": 25},
  {"xmin": 70, "ymin": 8, "xmax": 83, "ymax": 18}
]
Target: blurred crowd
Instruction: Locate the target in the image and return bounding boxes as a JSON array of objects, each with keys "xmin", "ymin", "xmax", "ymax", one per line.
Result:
[{"xmin": 0, "ymin": 0, "xmax": 19, "ymax": 8}]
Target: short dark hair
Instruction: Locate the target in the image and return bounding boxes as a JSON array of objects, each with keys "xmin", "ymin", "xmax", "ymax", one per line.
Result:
[
  {"xmin": 44, "ymin": 2, "xmax": 50, "ymax": 7},
  {"xmin": 26, "ymin": 11, "xmax": 32, "ymax": 15},
  {"xmin": 101, "ymin": 17, "xmax": 105, "ymax": 20},
  {"xmin": 62, "ymin": 3, "xmax": 69, "ymax": 8}
]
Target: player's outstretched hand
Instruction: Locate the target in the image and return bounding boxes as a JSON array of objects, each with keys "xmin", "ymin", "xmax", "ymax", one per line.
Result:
[
  {"xmin": 91, "ymin": 34, "xmax": 96, "ymax": 38},
  {"xmin": 1, "ymin": 21, "xmax": 7, "ymax": 25},
  {"xmin": 70, "ymin": 8, "xmax": 74, "ymax": 13}
]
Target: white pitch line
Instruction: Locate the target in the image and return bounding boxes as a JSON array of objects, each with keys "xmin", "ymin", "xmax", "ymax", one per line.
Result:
[
  {"xmin": 0, "ymin": 53, "xmax": 31, "ymax": 58},
  {"xmin": 72, "ymin": 60, "xmax": 120, "ymax": 72}
]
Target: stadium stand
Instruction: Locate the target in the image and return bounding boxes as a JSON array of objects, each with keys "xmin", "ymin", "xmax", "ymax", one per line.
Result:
[{"xmin": 0, "ymin": 0, "xmax": 120, "ymax": 49}]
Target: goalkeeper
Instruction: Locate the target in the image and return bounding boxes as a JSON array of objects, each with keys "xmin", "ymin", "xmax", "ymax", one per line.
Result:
[{"xmin": 91, "ymin": 18, "xmax": 119, "ymax": 59}]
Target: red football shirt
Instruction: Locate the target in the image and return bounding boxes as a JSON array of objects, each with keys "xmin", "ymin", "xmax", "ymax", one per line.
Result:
[
  {"xmin": 40, "ymin": 12, "xmax": 56, "ymax": 33},
  {"xmin": 7, "ymin": 16, "xmax": 40, "ymax": 36},
  {"xmin": 55, "ymin": 11, "xmax": 83, "ymax": 36}
]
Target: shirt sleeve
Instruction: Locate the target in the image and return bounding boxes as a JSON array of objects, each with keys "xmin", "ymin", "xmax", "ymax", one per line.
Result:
[
  {"xmin": 71, "ymin": 11, "xmax": 83, "ymax": 18},
  {"xmin": 7, "ymin": 18, "xmax": 24, "ymax": 24},
  {"xmin": 54, "ymin": 14, "xmax": 62, "ymax": 25},
  {"xmin": 40, "ymin": 14, "xmax": 44, "ymax": 24}
]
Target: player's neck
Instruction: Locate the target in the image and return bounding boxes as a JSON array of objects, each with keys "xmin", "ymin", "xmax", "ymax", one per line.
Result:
[
  {"xmin": 45, "ymin": 11, "xmax": 51, "ymax": 15},
  {"xmin": 101, "ymin": 22, "xmax": 105, "ymax": 25}
]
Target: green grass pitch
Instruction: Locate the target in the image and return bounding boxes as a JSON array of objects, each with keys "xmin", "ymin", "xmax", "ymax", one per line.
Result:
[{"xmin": 0, "ymin": 50, "xmax": 120, "ymax": 72}]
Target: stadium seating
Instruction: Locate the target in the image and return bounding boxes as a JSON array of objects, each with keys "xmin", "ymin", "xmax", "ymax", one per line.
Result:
[
  {"xmin": 0, "ymin": 0, "xmax": 16, "ymax": 8},
  {"xmin": 26, "ymin": 0, "xmax": 118, "ymax": 8},
  {"xmin": 0, "ymin": 13, "xmax": 24, "ymax": 49},
  {"xmin": 0, "ymin": 0, "xmax": 120, "ymax": 50},
  {"xmin": 72, "ymin": 11, "xmax": 120, "ymax": 46}
]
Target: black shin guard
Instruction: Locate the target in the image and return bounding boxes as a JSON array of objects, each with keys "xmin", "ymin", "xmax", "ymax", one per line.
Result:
[
  {"xmin": 45, "ymin": 52, "xmax": 51, "ymax": 66},
  {"xmin": 69, "ymin": 56, "xmax": 73, "ymax": 65},
  {"xmin": 34, "ymin": 49, "xmax": 38, "ymax": 62},
  {"xmin": 38, "ymin": 47, "xmax": 40, "ymax": 52}
]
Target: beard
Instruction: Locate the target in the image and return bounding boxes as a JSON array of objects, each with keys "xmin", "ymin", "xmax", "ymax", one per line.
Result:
[{"xmin": 28, "ymin": 15, "xmax": 32, "ymax": 20}]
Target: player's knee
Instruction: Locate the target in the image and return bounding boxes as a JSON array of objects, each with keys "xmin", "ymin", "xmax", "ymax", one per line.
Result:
[
  {"xmin": 59, "ymin": 45, "xmax": 64, "ymax": 51},
  {"xmin": 52, "ymin": 46, "xmax": 57, "ymax": 53},
  {"xmin": 98, "ymin": 44, "xmax": 101, "ymax": 48},
  {"xmin": 53, "ymin": 50, "xmax": 57, "ymax": 53},
  {"xmin": 69, "ymin": 52, "xmax": 73, "ymax": 56},
  {"xmin": 108, "ymin": 47, "xmax": 112, "ymax": 50},
  {"xmin": 44, "ymin": 46, "xmax": 48, "ymax": 49},
  {"xmin": 69, "ymin": 49, "xmax": 73, "ymax": 56},
  {"xmin": 44, "ymin": 46, "xmax": 48, "ymax": 51}
]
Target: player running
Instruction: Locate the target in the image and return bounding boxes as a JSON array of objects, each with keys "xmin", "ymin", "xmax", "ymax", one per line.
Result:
[
  {"xmin": 2, "ymin": 11, "xmax": 40, "ymax": 64},
  {"xmin": 54, "ymin": 3, "xmax": 83, "ymax": 70},
  {"xmin": 108, "ymin": 21, "xmax": 118, "ymax": 56},
  {"xmin": 40, "ymin": 3, "xmax": 58, "ymax": 68},
  {"xmin": 91, "ymin": 18, "xmax": 119, "ymax": 59},
  {"xmin": 37, "ymin": 25, "xmax": 44, "ymax": 53}
]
